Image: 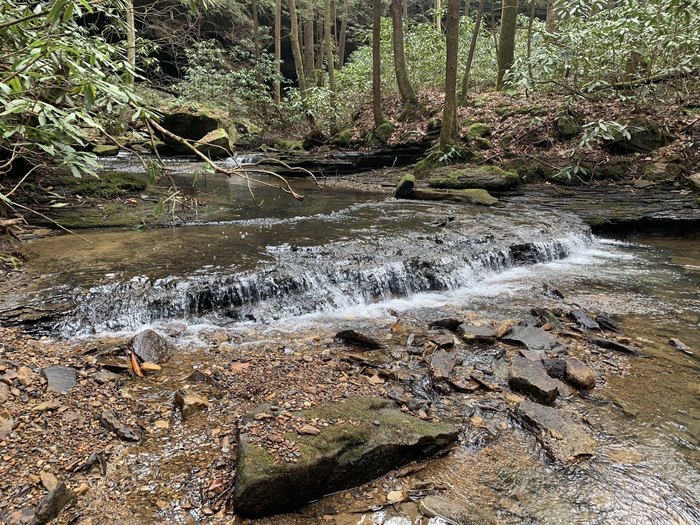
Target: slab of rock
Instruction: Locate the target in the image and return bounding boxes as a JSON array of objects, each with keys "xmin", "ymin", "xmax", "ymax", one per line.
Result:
[
  {"xmin": 542, "ymin": 358, "xmax": 567, "ymax": 380},
  {"xmin": 588, "ymin": 336, "xmax": 639, "ymax": 355},
  {"xmin": 516, "ymin": 400, "xmax": 595, "ymax": 462},
  {"xmin": 0, "ymin": 382, "xmax": 9, "ymax": 403},
  {"xmin": 33, "ymin": 482, "xmax": 77, "ymax": 524},
  {"xmin": 430, "ymin": 349, "xmax": 457, "ymax": 382},
  {"xmin": 174, "ymin": 390, "xmax": 210, "ymax": 419},
  {"xmin": 335, "ymin": 330, "xmax": 382, "ymax": 349},
  {"xmin": 232, "ymin": 397, "xmax": 458, "ymax": 517},
  {"xmin": 429, "ymin": 318, "xmax": 462, "ymax": 331},
  {"xmin": 429, "ymin": 165, "xmax": 519, "ymax": 191},
  {"xmin": 0, "ymin": 413, "xmax": 13, "ymax": 440},
  {"xmin": 129, "ymin": 329, "xmax": 176, "ymax": 363},
  {"xmin": 564, "ymin": 357, "xmax": 596, "ymax": 389},
  {"xmin": 503, "ymin": 325, "xmax": 564, "ymax": 353},
  {"xmin": 568, "ymin": 310, "xmax": 600, "ymax": 331},
  {"xmin": 99, "ymin": 410, "xmax": 143, "ymax": 442},
  {"xmin": 595, "ymin": 314, "xmax": 623, "ymax": 333},
  {"xmin": 508, "ymin": 356, "xmax": 559, "ymax": 406},
  {"xmin": 457, "ymin": 324, "xmax": 496, "ymax": 342},
  {"xmin": 410, "ymin": 188, "xmax": 498, "ymax": 206},
  {"xmin": 419, "ymin": 495, "xmax": 497, "ymax": 525},
  {"xmin": 41, "ymin": 366, "xmax": 77, "ymax": 394}
]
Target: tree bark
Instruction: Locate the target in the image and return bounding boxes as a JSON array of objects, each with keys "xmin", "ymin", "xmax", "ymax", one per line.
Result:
[
  {"xmin": 439, "ymin": 0, "xmax": 460, "ymax": 149},
  {"xmin": 372, "ymin": 0, "xmax": 384, "ymax": 127},
  {"xmin": 324, "ymin": 0, "xmax": 337, "ymax": 127},
  {"xmin": 303, "ymin": 8, "xmax": 314, "ymax": 82},
  {"xmin": 252, "ymin": 0, "xmax": 261, "ymax": 83},
  {"xmin": 336, "ymin": 0, "xmax": 348, "ymax": 68},
  {"xmin": 125, "ymin": 0, "xmax": 136, "ymax": 84},
  {"xmin": 435, "ymin": 0, "xmax": 442, "ymax": 31},
  {"xmin": 496, "ymin": 0, "xmax": 517, "ymax": 90},
  {"xmin": 274, "ymin": 0, "xmax": 282, "ymax": 103},
  {"xmin": 459, "ymin": 0, "xmax": 484, "ymax": 103},
  {"xmin": 545, "ymin": 0, "xmax": 558, "ymax": 32},
  {"xmin": 526, "ymin": 0, "xmax": 536, "ymax": 80},
  {"xmin": 288, "ymin": 0, "xmax": 309, "ymax": 107},
  {"xmin": 392, "ymin": 0, "xmax": 417, "ymax": 108}
]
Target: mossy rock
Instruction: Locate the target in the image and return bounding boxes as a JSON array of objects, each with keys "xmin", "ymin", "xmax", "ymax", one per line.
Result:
[
  {"xmin": 426, "ymin": 118, "xmax": 442, "ymax": 137},
  {"xmin": 373, "ymin": 121, "xmax": 395, "ymax": 144},
  {"xmin": 92, "ymin": 144, "xmax": 120, "ymax": 157},
  {"xmin": 330, "ymin": 129, "xmax": 354, "ymax": 147},
  {"xmin": 274, "ymin": 139, "xmax": 305, "ymax": 151},
  {"xmin": 232, "ymin": 397, "xmax": 458, "ymax": 517},
  {"xmin": 195, "ymin": 128, "xmax": 231, "ymax": 157},
  {"xmin": 394, "ymin": 174, "xmax": 416, "ymax": 198},
  {"xmin": 467, "ymin": 123, "xmax": 491, "ymax": 139},
  {"xmin": 604, "ymin": 120, "xmax": 674, "ymax": 154},
  {"xmin": 429, "ymin": 165, "xmax": 519, "ymax": 191},
  {"xmin": 687, "ymin": 173, "xmax": 700, "ymax": 192},
  {"xmin": 503, "ymin": 158, "xmax": 557, "ymax": 182},
  {"xmin": 61, "ymin": 172, "xmax": 148, "ymax": 199},
  {"xmin": 159, "ymin": 111, "xmax": 220, "ymax": 142},
  {"xmin": 472, "ymin": 137, "xmax": 493, "ymax": 150},
  {"xmin": 554, "ymin": 114, "xmax": 582, "ymax": 140},
  {"xmin": 594, "ymin": 158, "xmax": 631, "ymax": 180},
  {"xmin": 414, "ymin": 146, "xmax": 476, "ymax": 177},
  {"xmin": 410, "ymin": 188, "xmax": 498, "ymax": 206}
]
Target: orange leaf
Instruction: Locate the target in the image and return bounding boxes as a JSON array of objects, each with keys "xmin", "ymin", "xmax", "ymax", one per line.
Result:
[
  {"xmin": 129, "ymin": 352, "xmax": 145, "ymax": 377},
  {"xmin": 231, "ymin": 362, "xmax": 251, "ymax": 374}
]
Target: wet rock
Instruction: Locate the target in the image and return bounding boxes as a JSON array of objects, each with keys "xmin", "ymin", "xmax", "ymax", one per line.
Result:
[
  {"xmin": 531, "ymin": 308, "xmax": 564, "ymax": 331},
  {"xmin": 409, "ymin": 188, "xmax": 498, "ymax": 206},
  {"xmin": 669, "ymin": 338, "xmax": 693, "ymax": 356},
  {"xmin": 394, "ymin": 174, "xmax": 416, "ymax": 199},
  {"xmin": 508, "ymin": 356, "xmax": 559, "ymax": 406},
  {"xmin": 542, "ymin": 358, "xmax": 567, "ymax": 380},
  {"xmin": 588, "ymin": 336, "xmax": 640, "ymax": 355},
  {"xmin": 604, "ymin": 121, "xmax": 673, "ymax": 154},
  {"xmin": 232, "ymin": 397, "xmax": 458, "ymax": 517},
  {"xmin": 419, "ymin": 495, "xmax": 497, "ymax": 525},
  {"xmin": 595, "ymin": 314, "xmax": 623, "ymax": 333},
  {"xmin": 335, "ymin": 330, "xmax": 382, "ymax": 349},
  {"xmin": 33, "ymin": 482, "xmax": 77, "ymax": 524},
  {"xmin": 516, "ymin": 400, "xmax": 595, "ymax": 462},
  {"xmin": 457, "ymin": 323, "xmax": 496, "ymax": 342},
  {"xmin": 568, "ymin": 309, "xmax": 600, "ymax": 330},
  {"xmin": 564, "ymin": 357, "xmax": 596, "ymax": 389},
  {"xmin": 128, "ymin": 329, "xmax": 176, "ymax": 363},
  {"xmin": 430, "ymin": 349, "xmax": 457, "ymax": 382},
  {"xmin": 41, "ymin": 366, "xmax": 77, "ymax": 394},
  {"xmin": 174, "ymin": 389, "xmax": 210, "ymax": 419},
  {"xmin": 99, "ymin": 410, "xmax": 143, "ymax": 442},
  {"xmin": 429, "ymin": 318, "xmax": 462, "ymax": 331},
  {"xmin": 503, "ymin": 324, "xmax": 564, "ymax": 353},
  {"xmin": 0, "ymin": 413, "xmax": 13, "ymax": 440}
]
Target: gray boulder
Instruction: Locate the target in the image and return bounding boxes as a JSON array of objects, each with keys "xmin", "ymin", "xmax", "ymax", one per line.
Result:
[
  {"xmin": 129, "ymin": 329, "xmax": 175, "ymax": 363},
  {"xmin": 232, "ymin": 397, "xmax": 458, "ymax": 517},
  {"xmin": 508, "ymin": 356, "xmax": 559, "ymax": 406}
]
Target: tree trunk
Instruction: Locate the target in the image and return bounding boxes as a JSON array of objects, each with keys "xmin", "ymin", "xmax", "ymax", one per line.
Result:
[
  {"xmin": 392, "ymin": 0, "xmax": 417, "ymax": 109},
  {"xmin": 324, "ymin": 0, "xmax": 337, "ymax": 127},
  {"xmin": 435, "ymin": 0, "xmax": 442, "ymax": 31},
  {"xmin": 372, "ymin": 0, "xmax": 384, "ymax": 127},
  {"xmin": 545, "ymin": 0, "xmax": 558, "ymax": 32},
  {"xmin": 303, "ymin": 11, "xmax": 314, "ymax": 82},
  {"xmin": 289, "ymin": 0, "xmax": 310, "ymax": 109},
  {"xmin": 336, "ymin": 0, "xmax": 348, "ymax": 68},
  {"xmin": 274, "ymin": 0, "xmax": 282, "ymax": 103},
  {"xmin": 459, "ymin": 0, "xmax": 484, "ymax": 103},
  {"xmin": 526, "ymin": 0, "xmax": 536, "ymax": 81},
  {"xmin": 496, "ymin": 0, "xmax": 517, "ymax": 90},
  {"xmin": 252, "ymin": 0, "xmax": 261, "ymax": 83},
  {"xmin": 125, "ymin": 0, "xmax": 136, "ymax": 84},
  {"xmin": 439, "ymin": 0, "xmax": 460, "ymax": 149}
]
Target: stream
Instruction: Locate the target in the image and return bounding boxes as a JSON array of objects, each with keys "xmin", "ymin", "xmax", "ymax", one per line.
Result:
[{"xmin": 2, "ymin": 160, "xmax": 699, "ymax": 524}]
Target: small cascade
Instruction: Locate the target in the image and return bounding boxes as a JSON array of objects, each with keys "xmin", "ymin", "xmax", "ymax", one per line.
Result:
[{"xmin": 58, "ymin": 218, "xmax": 591, "ymax": 335}]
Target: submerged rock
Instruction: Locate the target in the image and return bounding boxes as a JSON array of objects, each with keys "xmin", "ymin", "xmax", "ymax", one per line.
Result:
[
  {"xmin": 508, "ymin": 356, "xmax": 559, "ymax": 406},
  {"xmin": 419, "ymin": 495, "xmax": 497, "ymax": 525},
  {"xmin": 129, "ymin": 329, "xmax": 176, "ymax": 363},
  {"xmin": 588, "ymin": 336, "xmax": 639, "ymax": 355},
  {"xmin": 335, "ymin": 330, "xmax": 382, "ymax": 349},
  {"xmin": 568, "ymin": 309, "xmax": 600, "ymax": 331},
  {"xmin": 232, "ymin": 397, "xmax": 458, "ymax": 517},
  {"xmin": 516, "ymin": 400, "xmax": 596, "ymax": 462},
  {"xmin": 457, "ymin": 323, "xmax": 497, "ymax": 342},
  {"xmin": 503, "ymin": 324, "xmax": 564, "ymax": 353}
]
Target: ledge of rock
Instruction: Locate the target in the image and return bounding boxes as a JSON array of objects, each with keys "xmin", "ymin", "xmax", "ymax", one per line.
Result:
[
  {"xmin": 409, "ymin": 188, "xmax": 498, "ymax": 206},
  {"xmin": 232, "ymin": 397, "xmax": 459, "ymax": 517},
  {"xmin": 516, "ymin": 400, "xmax": 596, "ymax": 462},
  {"xmin": 429, "ymin": 165, "xmax": 519, "ymax": 191}
]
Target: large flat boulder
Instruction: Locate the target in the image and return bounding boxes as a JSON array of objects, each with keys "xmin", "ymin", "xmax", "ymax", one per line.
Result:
[
  {"xmin": 503, "ymin": 324, "xmax": 564, "ymax": 353},
  {"xmin": 429, "ymin": 165, "xmax": 519, "ymax": 191},
  {"xmin": 232, "ymin": 397, "xmax": 459, "ymax": 517},
  {"xmin": 508, "ymin": 356, "xmax": 559, "ymax": 406},
  {"xmin": 516, "ymin": 400, "xmax": 595, "ymax": 462}
]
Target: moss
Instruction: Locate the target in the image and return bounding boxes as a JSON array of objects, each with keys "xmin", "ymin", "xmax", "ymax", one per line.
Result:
[
  {"xmin": 554, "ymin": 115, "xmax": 582, "ymax": 140},
  {"xmin": 429, "ymin": 165, "xmax": 518, "ymax": 191},
  {"xmin": 472, "ymin": 137, "xmax": 493, "ymax": 150},
  {"xmin": 275, "ymin": 139, "xmax": 305, "ymax": 151},
  {"xmin": 504, "ymin": 158, "xmax": 557, "ymax": 182},
  {"xmin": 62, "ymin": 172, "xmax": 148, "ymax": 199},
  {"xmin": 92, "ymin": 144, "xmax": 120, "ymax": 156},
  {"xmin": 595, "ymin": 158, "xmax": 631, "ymax": 180},
  {"xmin": 373, "ymin": 121, "xmax": 395, "ymax": 144},
  {"xmin": 330, "ymin": 129, "xmax": 354, "ymax": 147},
  {"xmin": 467, "ymin": 123, "xmax": 491, "ymax": 139}
]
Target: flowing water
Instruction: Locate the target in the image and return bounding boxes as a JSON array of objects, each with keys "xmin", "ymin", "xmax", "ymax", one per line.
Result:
[{"xmin": 4, "ymin": 163, "xmax": 699, "ymax": 524}]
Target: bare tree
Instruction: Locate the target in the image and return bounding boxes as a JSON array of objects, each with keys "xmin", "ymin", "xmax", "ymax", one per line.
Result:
[
  {"xmin": 496, "ymin": 0, "xmax": 518, "ymax": 90},
  {"xmin": 439, "ymin": 0, "xmax": 460, "ymax": 149},
  {"xmin": 391, "ymin": 0, "xmax": 417, "ymax": 113}
]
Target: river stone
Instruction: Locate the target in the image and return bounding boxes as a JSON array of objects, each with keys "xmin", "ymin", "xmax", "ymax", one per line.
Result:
[
  {"xmin": 394, "ymin": 174, "xmax": 416, "ymax": 199},
  {"xmin": 99, "ymin": 410, "xmax": 143, "ymax": 442},
  {"xmin": 195, "ymin": 128, "xmax": 231, "ymax": 157},
  {"xmin": 688, "ymin": 173, "xmax": 700, "ymax": 192},
  {"xmin": 419, "ymin": 495, "xmax": 497, "ymax": 525},
  {"xmin": 159, "ymin": 111, "xmax": 219, "ymax": 142},
  {"xmin": 92, "ymin": 144, "xmax": 119, "ymax": 156},
  {"xmin": 430, "ymin": 349, "xmax": 457, "ymax": 381},
  {"xmin": 429, "ymin": 165, "xmax": 519, "ymax": 191},
  {"xmin": 41, "ymin": 366, "xmax": 77, "ymax": 394},
  {"xmin": 33, "ymin": 482, "xmax": 77, "ymax": 525},
  {"xmin": 232, "ymin": 397, "xmax": 459, "ymax": 517},
  {"xmin": 516, "ymin": 400, "xmax": 596, "ymax": 462},
  {"xmin": 503, "ymin": 324, "xmax": 564, "ymax": 353},
  {"xmin": 129, "ymin": 329, "xmax": 176, "ymax": 363},
  {"xmin": 335, "ymin": 330, "xmax": 382, "ymax": 349},
  {"xmin": 568, "ymin": 309, "xmax": 600, "ymax": 330},
  {"xmin": 564, "ymin": 357, "xmax": 596, "ymax": 389},
  {"xmin": 0, "ymin": 413, "xmax": 13, "ymax": 440},
  {"xmin": 588, "ymin": 336, "xmax": 639, "ymax": 355},
  {"xmin": 174, "ymin": 389, "xmax": 210, "ymax": 419},
  {"xmin": 508, "ymin": 356, "xmax": 559, "ymax": 406},
  {"xmin": 457, "ymin": 323, "xmax": 496, "ymax": 342}
]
